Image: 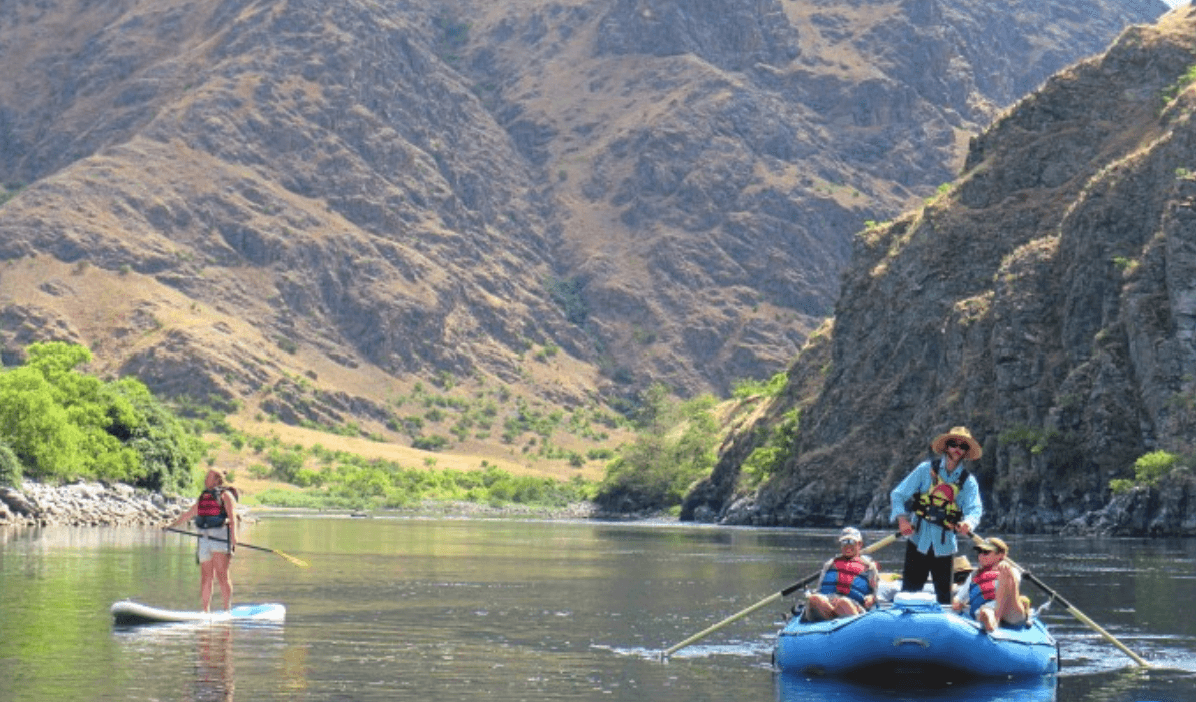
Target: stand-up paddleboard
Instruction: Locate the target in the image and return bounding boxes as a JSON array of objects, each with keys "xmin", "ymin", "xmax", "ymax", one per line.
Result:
[{"xmin": 111, "ymin": 600, "xmax": 286, "ymax": 626}]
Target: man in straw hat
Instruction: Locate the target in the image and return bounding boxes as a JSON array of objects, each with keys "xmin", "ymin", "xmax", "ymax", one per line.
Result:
[
  {"xmin": 952, "ymin": 537, "xmax": 1030, "ymax": 632},
  {"xmin": 889, "ymin": 426, "xmax": 983, "ymax": 604},
  {"xmin": 802, "ymin": 527, "xmax": 879, "ymax": 621}
]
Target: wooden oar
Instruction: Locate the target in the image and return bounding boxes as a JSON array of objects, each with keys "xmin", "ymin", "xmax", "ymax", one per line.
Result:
[
  {"xmin": 165, "ymin": 527, "xmax": 310, "ymax": 568},
  {"xmin": 969, "ymin": 532, "xmax": 1149, "ymax": 667},
  {"xmin": 661, "ymin": 531, "xmax": 901, "ymax": 658}
]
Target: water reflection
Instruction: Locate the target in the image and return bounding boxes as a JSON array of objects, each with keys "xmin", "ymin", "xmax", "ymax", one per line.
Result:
[
  {"xmin": 193, "ymin": 625, "xmax": 235, "ymax": 702},
  {"xmin": 112, "ymin": 620, "xmax": 289, "ymax": 701},
  {"xmin": 112, "ymin": 623, "xmax": 238, "ymax": 701},
  {"xmin": 774, "ymin": 672, "xmax": 1057, "ymax": 702}
]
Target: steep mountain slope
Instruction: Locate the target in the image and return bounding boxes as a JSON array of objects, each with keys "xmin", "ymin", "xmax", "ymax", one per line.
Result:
[
  {"xmin": 0, "ymin": 0, "xmax": 1164, "ymax": 447},
  {"xmin": 687, "ymin": 5, "xmax": 1196, "ymax": 534}
]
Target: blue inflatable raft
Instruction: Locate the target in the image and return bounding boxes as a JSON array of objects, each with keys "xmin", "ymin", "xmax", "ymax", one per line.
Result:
[{"xmin": 774, "ymin": 592, "xmax": 1059, "ymax": 679}]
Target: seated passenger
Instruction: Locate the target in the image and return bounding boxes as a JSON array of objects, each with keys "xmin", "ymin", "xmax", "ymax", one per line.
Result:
[
  {"xmin": 951, "ymin": 537, "xmax": 1029, "ymax": 632},
  {"xmin": 803, "ymin": 527, "xmax": 879, "ymax": 621},
  {"xmin": 951, "ymin": 555, "xmax": 975, "ymax": 590}
]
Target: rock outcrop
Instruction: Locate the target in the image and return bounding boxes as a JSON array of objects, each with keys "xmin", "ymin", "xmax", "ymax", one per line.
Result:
[{"xmin": 688, "ymin": 6, "xmax": 1196, "ymax": 536}]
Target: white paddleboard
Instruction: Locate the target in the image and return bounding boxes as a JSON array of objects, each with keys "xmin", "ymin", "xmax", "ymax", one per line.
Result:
[{"xmin": 111, "ymin": 600, "xmax": 286, "ymax": 626}]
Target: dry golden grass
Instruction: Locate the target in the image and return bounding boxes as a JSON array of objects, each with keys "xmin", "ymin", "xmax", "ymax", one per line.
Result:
[{"xmin": 221, "ymin": 416, "xmax": 610, "ymax": 482}]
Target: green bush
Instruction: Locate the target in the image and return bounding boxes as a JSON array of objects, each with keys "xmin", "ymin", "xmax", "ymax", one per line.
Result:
[
  {"xmin": 266, "ymin": 448, "xmax": 306, "ymax": 482},
  {"xmin": 1110, "ymin": 450, "xmax": 1183, "ymax": 495},
  {"xmin": 740, "ymin": 408, "xmax": 800, "ymax": 487},
  {"xmin": 252, "ymin": 458, "xmax": 592, "ymax": 511},
  {"xmin": 412, "ymin": 435, "xmax": 449, "ymax": 451},
  {"xmin": 117, "ymin": 380, "xmax": 205, "ymax": 493},
  {"xmin": 731, "ymin": 371, "xmax": 788, "ymax": 399},
  {"xmin": 0, "ymin": 342, "xmax": 201, "ymax": 490},
  {"xmin": 0, "ymin": 443, "xmax": 22, "ymax": 487},
  {"xmin": 1134, "ymin": 450, "xmax": 1177, "ymax": 486}
]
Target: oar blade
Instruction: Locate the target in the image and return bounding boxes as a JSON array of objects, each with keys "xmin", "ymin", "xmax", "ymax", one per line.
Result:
[{"xmin": 275, "ymin": 550, "xmax": 310, "ymax": 568}]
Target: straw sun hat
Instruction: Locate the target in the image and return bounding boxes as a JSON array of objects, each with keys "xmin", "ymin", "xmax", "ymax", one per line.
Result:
[{"xmin": 930, "ymin": 426, "xmax": 982, "ymax": 461}]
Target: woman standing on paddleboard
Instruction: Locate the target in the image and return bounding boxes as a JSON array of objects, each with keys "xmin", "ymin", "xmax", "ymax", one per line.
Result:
[{"xmin": 166, "ymin": 468, "xmax": 239, "ymax": 612}]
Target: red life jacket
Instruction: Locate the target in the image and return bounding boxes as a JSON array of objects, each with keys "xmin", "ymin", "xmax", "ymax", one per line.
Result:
[
  {"xmin": 818, "ymin": 556, "xmax": 873, "ymax": 605},
  {"xmin": 966, "ymin": 564, "xmax": 1000, "ymax": 616},
  {"xmin": 195, "ymin": 487, "xmax": 229, "ymax": 529}
]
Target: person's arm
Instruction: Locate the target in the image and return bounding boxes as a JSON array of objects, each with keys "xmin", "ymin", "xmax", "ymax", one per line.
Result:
[
  {"xmin": 221, "ymin": 491, "xmax": 238, "ymax": 553},
  {"xmin": 889, "ymin": 462, "xmax": 929, "ymax": 531},
  {"xmin": 165, "ymin": 503, "xmax": 198, "ymax": 529},
  {"xmin": 865, "ymin": 560, "xmax": 880, "ymax": 609},
  {"xmin": 864, "ymin": 558, "xmax": 880, "ymax": 591},
  {"xmin": 951, "ymin": 572, "xmax": 973, "ymax": 611},
  {"xmin": 955, "ymin": 474, "xmax": 983, "ymax": 536}
]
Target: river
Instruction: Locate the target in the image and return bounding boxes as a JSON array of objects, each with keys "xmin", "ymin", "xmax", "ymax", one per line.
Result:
[{"xmin": 0, "ymin": 517, "xmax": 1192, "ymax": 701}]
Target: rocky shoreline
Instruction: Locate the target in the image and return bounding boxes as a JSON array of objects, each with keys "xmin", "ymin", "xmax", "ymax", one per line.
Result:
[
  {"xmin": 4, "ymin": 478, "xmax": 1193, "ymax": 535},
  {"xmin": 0, "ymin": 481, "xmax": 631, "ymax": 528},
  {"xmin": 0, "ymin": 481, "xmax": 192, "ymax": 528}
]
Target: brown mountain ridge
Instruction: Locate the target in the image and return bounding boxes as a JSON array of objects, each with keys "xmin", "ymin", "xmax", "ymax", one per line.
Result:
[{"xmin": 0, "ymin": 0, "xmax": 1166, "ymax": 464}]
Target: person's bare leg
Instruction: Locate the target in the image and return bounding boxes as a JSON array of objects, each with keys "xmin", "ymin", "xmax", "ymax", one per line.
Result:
[
  {"xmin": 993, "ymin": 567, "xmax": 1026, "ymax": 626},
  {"xmin": 832, "ymin": 598, "xmax": 864, "ymax": 617},
  {"xmin": 977, "ymin": 607, "xmax": 997, "ymax": 633},
  {"xmin": 199, "ymin": 559, "xmax": 216, "ymax": 612},
  {"xmin": 211, "ymin": 553, "xmax": 233, "ymax": 611},
  {"xmin": 804, "ymin": 594, "xmax": 836, "ymax": 621}
]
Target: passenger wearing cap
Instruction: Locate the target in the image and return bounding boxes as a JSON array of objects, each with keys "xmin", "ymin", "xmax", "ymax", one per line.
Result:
[
  {"xmin": 802, "ymin": 527, "xmax": 880, "ymax": 622},
  {"xmin": 952, "ymin": 537, "xmax": 1030, "ymax": 632},
  {"xmin": 889, "ymin": 426, "xmax": 984, "ymax": 604}
]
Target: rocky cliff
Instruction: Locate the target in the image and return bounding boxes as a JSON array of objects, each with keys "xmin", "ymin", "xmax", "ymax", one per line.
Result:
[
  {"xmin": 687, "ymin": 6, "xmax": 1196, "ymax": 536},
  {"xmin": 0, "ymin": 0, "xmax": 1164, "ymax": 445}
]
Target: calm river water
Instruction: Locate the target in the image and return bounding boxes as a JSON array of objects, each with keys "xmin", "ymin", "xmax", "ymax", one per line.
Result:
[{"xmin": 0, "ymin": 517, "xmax": 1193, "ymax": 702}]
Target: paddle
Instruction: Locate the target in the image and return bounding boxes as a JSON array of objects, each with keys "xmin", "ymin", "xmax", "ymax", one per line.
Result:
[
  {"xmin": 969, "ymin": 532, "xmax": 1149, "ymax": 667},
  {"xmin": 165, "ymin": 526, "xmax": 310, "ymax": 568},
  {"xmin": 661, "ymin": 531, "xmax": 901, "ymax": 658}
]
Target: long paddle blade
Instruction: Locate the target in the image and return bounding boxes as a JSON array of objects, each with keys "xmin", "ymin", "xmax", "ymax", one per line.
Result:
[
  {"xmin": 969, "ymin": 532, "xmax": 1149, "ymax": 668},
  {"xmin": 165, "ymin": 527, "xmax": 310, "ymax": 568},
  {"xmin": 661, "ymin": 531, "xmax": 900, "ymax": 658}
]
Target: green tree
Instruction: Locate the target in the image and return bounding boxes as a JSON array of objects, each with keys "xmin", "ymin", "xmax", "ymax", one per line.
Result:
[
  {"xmin": 595, "ymin": 386, "xmax": 718, "ymax": 512},
  {"xmin": 0, "ymin": 341, "xmax": 201, "ymax": 490},
  {"xmin": 114, "ymin": 379, "xmax": 204, "ymax": 493},
  {"xmin": 0, "ymin": 364, "xmax": 88, "ymax": 480},
  {"xmin": 0, "ymin": 442, "xmax": 23, "ymax": 486}
]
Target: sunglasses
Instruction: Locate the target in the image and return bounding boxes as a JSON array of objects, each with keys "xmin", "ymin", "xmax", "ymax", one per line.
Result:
[
  {"xmin": 945, "ymin": 439, "xmax": 970, "ymax": 451},
  {"xmin": 973, "ymin": 547, "xmax": 999, "ymax": 554}
]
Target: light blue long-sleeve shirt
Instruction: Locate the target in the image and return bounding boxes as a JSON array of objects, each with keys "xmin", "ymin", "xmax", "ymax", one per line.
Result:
[{"xmin": 889, "ymin": 459, "xmax": 982, "ymax": 557}]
